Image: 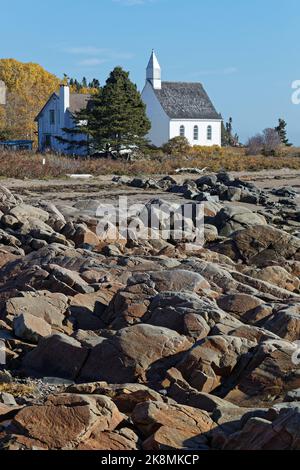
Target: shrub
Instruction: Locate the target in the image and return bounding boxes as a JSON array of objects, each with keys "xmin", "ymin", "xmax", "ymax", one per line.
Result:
[
  {"xmin": 162, "ymin": 136, "xmax": 191, "ymax": 156},
  {"xmin": 0, "ymin": 147, "xmax": 300, "ymax": 180},
  {"xmin": 246, "ymin": 134, "xmax": 264, "ymax": 156},
  {"xmin": 246, "ymin": 129, "xmax": 281, "ymax": 156},
  {"xmin": 262, "ymin": 128, "xmax": 281, "ymax": 156}
]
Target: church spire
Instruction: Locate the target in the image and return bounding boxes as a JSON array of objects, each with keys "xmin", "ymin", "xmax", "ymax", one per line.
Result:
[{"xmin": 146, "ymin": 50, "xmax": 162, "ymax": 90}]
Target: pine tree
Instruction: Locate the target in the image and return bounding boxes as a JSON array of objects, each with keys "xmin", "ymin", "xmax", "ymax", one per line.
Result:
[
  {"xmin": 222, "ymin": 117, "xmax": 239, "ymax": 146},
  {"xmin": 275, "ymin": 118, "xmax": 292, "ymax": 146},
  {"xmin": 84, "ymin": 67, "xmax": 151, "ymax": 156},
  {"xmin": 82, "ymin": 77, "xmax": 87, "ymax": 88},
  {"xmin": 60, "ymin": 67, "xmax": 151, "ymax": 157},
  {"xmin": 89, "ymin": 78, "xmax": 100, "ymax": 89}
]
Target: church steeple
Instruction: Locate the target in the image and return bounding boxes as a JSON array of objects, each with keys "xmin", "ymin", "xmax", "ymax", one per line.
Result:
[{"xmin": 146, "ymin": 50, "xmax": 162, "ymax": 90}]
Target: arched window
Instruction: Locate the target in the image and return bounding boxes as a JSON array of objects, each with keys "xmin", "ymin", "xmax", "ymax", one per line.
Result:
[
  {"xmin": 193, "ymin": 125, "xmax": 199, "ymax": 141},
  {"xmin": 207, "ymin": 125, "xmax": 212, "ymax": 141},
  {"xmin": 179, "ymin": 125, "xmax": 185, "ymax": 137}
]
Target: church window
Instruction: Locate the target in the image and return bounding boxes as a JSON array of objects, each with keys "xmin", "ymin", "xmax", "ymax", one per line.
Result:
[
  {"xmin": 207, "ymin": 125, "xmax": 212, "ymax": 140},
  {"xmin": 194, "ymin": 125, "xmax": 199, "ymax": 140}
]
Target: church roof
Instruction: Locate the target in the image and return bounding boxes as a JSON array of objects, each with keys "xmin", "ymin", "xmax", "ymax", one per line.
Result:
[{"xmin": 153, "ymin": 82, "xmax": 222, "ymax": 120}]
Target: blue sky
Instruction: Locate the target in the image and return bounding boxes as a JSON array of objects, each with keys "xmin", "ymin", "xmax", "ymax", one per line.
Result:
[{"xmin": 1, "ymin": 0, "xmax": 300, "ymax": 144}]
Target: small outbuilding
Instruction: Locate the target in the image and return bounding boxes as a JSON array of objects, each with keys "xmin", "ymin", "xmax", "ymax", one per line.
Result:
[{"xmin": 0, "ymin": 140, "xmax": 34, "ymax": 151}]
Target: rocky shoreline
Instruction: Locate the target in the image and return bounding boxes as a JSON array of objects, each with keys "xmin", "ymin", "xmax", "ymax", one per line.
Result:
[{"xmin": 0, "ymin": 172, "xmax": 299, "ymax": 450}]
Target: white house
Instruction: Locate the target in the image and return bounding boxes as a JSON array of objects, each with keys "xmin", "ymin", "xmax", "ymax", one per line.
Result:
[
  {"xmin": 141, "ymin": 51, "xmax": 222, "ymax": 147},
  {"xmin": 35, "ymin": 85, "xmax": 90, "ymax": 155}
]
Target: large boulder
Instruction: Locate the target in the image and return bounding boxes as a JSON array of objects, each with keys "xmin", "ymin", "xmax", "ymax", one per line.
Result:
[
  {"xmin": 132, "ymin": 401, "xmax": 215, "ymax": 450},
  {"xmin": 175, "ymin": 335, "xmax": 255, "ymax": 394},
  {"xmin": 4, "ymin": 291, "xmax": 68, "ymax": 328},
  {"xmin": 222, "ymin": 405, "xmax": 300, "ymax": 450},
  {"xmin": 13, "ymin": 313, "xmax": 51, "ymax": 344},
  {"xmin": 225, "ymin": 340, "xmax": 300, "ymax": 406},
  {"xmin": 9, "ymin": 204, "xmax": 50, "ymax": 223},
  {"xmin": 246, "ymin": 266, "xmax": 300, "ymax": 293},
  {"xmin": 76, "ymin": 428, "xmax": 140, "ymax": 451},
  {"xmin": 22, "ymin": 334, "xmax": 89, "ymax": 381},
  {"xmin": 8, "ymin": 394, "xmax": 123, "ymax": 450},
  {"xmin": 131, "ymin": 270, "xmax": 211, "ymax": 294},
  {"xmin": 214, "ymin": 206, "xmax": 267, "ymax": 237},
  {"xmin": 79, "ymin": 324, "xmax": 193, "ymax": 384},
  {"xmin": 212, "ymin": 225, "xmax": 300, "ymax": 266},
  {"xmin": 263, "ymin": 305, "xmax": 300, "ymax": 342},
  {"xmin": 217, "ymin": 294, "xmax": 263, "ymax": 318},
  {"xmin": 0, "ymin": 185, "xmax": 19, "ymax": 208},
  {"xmin": 144, "ymin": 291, "xmax": 223, "ymax": 338}
]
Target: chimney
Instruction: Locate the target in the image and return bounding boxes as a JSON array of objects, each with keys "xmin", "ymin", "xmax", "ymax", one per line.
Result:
[{"xmin": 59, "ymin": 84, "xmax": 70, "ymax": 127}]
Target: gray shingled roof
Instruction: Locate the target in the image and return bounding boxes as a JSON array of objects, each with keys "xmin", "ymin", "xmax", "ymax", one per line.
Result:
[
  {"xmin": 153, "ymin": 82, "xmax": 222, "ymax": 120},
  {"xmin": 35, "ymin": 92, "xmax": 91, "ymax": 121},
  {"xmin": 68, "ymin": 93, "xmax": 91, "ymax": 114}
]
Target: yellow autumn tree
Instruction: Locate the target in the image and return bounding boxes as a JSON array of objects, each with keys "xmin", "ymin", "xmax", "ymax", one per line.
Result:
[{"xmin": 0, "ymin": 59, "xmax": 60, "ymax": 142}]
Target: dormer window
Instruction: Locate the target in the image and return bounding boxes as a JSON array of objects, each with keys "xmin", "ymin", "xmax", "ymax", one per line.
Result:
[
  {"xmin": 180, "ymin": 125, "xmax": 185, "ymax": 137},
  {"xmin": 50, "ymin": 109, "xmax": 55, "ymax": 125}
]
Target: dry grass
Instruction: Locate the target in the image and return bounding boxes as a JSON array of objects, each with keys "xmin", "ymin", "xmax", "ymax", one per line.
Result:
[
  {"xmin": 1, "ymin": 147, "xmax": 300, "ymax": 179},
  {"xmin": 0, "ymin": 382, "xmax": 36, "ymax": 397}
]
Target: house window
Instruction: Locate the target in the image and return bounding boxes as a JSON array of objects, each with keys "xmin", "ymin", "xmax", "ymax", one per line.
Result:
[
  {"xmin": 44, "ymin": 134, "xmax": 51, "ymax": 148},
  {"xmin": 179, "ymin": 125, "xmax": 185, "ymax": 137},
  {"xmin": 207, "ymin": 125, "xmax": 212, "ymax": 141},
  {"xmin": 194, "ymin": 125, "xmax": 199, "ymax": 141},
  {"xmin": 49, "ymin": 110, "xmax": 55, "ymax": 125}
]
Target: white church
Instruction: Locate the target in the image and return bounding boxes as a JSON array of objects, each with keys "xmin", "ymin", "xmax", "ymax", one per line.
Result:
[
  {"xmin": 142, "ymin": 51, "xmax": 222, "ymax": 147},
  {"xmin": 35, "ymin": 51, "xmax": 222, "ymax": 154}
]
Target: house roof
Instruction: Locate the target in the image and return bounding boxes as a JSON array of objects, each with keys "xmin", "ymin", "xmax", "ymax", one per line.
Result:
[
  {"xmin": 153, "ymin": 82, "xmax": 222, "ymax": 120},
  {"xmin": 67, "ymin": 93, "xmax": 91, "ymax": 114},
  {"xmin": 35, "ymin": 92, "xmax": 91, "ymax": 121}
]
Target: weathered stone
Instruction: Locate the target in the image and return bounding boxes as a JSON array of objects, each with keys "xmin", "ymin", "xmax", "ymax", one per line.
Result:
[
  {"xmin": 145, "ymin": 292, "xmax": 218, "ymax": 338},
  {"xmin": 22, "ymin": 334, "xmax": 89, "ymax": 380},
  {"xmin": 73, "ymin": 224, "xmax": 100, "ymax": 248},
  {"xmin": 223, "ymin": 409, "xmax": 300, "ymax": 450},
  {"xmin": 263, "ymin": 305, "xmax": 300, "ymax": 342},
  {"xmin": 248, "ymin": 266, "xmax": 300, "ymax": 292},
  {"xmin": 217, "ymin": 294, "xmax": 263, "ymax": 317},
  {"xmin": 132, "ymin": 401, "xmax": 214, "ymax": 450},
  {"xmin": 176, "ymin": 335, "xmax": 255, "ymax": 394},
  {"xmin": 214, "ymin": 206, "xmax": 267, "ymax": 237},
  {"xmin": 79, "ymin": 324, "xmax": 193, "ymax": 383},
  {"xmin": 11, "ymin": 394, "xmax": 123, "ymax": 450},
  {"xmin": 4, "ymin": 291, "xmax": 68, "ymax": 328},
  {"xmin": 77, "ymin": 428, "xmax": 140, "ymax": 450},
  {"xmin": 213, "ymin": 225, "xmax": 300, "ymax": 266},
  {"xmin": 46, "ymin": 264, "xmax": 93, "ymax": 294},
  {"xmin": 13, "ymin": 313, "xmax": 52, "ymax": 344},
  {"xmin": 225, "ymin": 340, "xmax": 300, "ymax": 406}
]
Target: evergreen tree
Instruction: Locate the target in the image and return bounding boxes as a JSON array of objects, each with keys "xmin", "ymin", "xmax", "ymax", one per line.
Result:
[
  {"xmin": 83, "ymin": 67, "xmax": 151, "ymax": 156},
  {"xmin": 275, "ymin": 118, "xmax": 292, "ymax": 146},
  {"xmin": 82, "ymin": 77, "xmax": 88, "ymax": 88},
  {"xmin": 74, "ymin": 79, "xmax": 81, "ymax": 91},
  {"xmin": 60, "ymin": 67, "xmax": 151, "ymax": 157},
  {"xmin": 89, "ymin": 78, "xmax": 100, "ymax": 89},
  {"xmin": 222, "ymin": 117, "xmax": 239, "ymax": 146}
]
